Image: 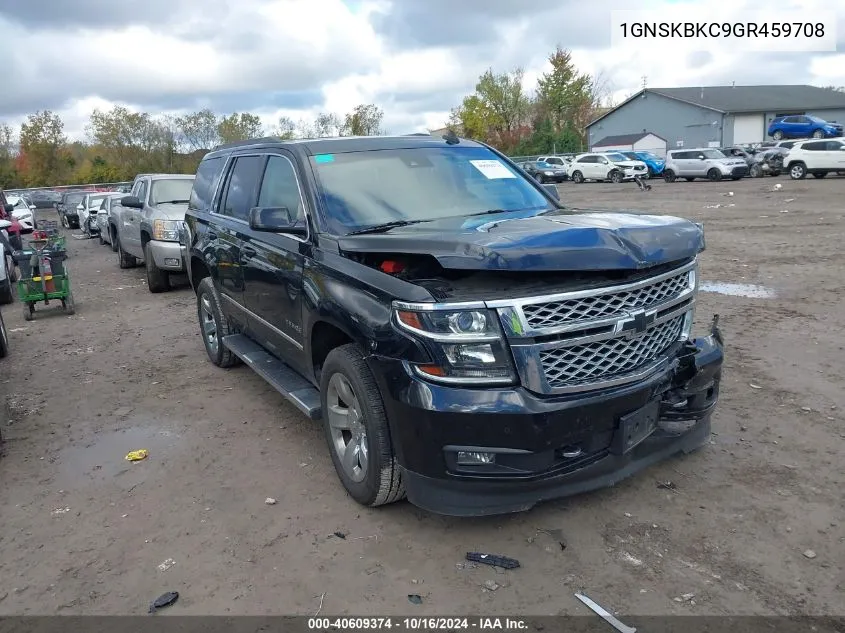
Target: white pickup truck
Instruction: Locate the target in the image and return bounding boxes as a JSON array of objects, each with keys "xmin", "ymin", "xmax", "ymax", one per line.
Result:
[{"xmin": 109, "ymin": 173, "xmax": 195, "ymax": 293}]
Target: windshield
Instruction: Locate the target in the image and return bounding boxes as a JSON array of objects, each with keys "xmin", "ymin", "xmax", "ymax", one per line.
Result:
[
  {"xmin": 700, "ymin": 149, "xmax": 726, "ymax": 159},
  {"xmin": 605, "ymin": 153, "xmax": 630, "ymax": 162},
  {"xmin": 309, "ymin": 146, "xmax": 551, "ymax": 235},
  {"xmin": 150, "ymin": 179, "xmax": 194, "ymax": 205},
  {"xmin": 66, "ymin": 193, "xmax": 85, "ymax": 205},
  {"xmin": 6, "ymin": 196, "xmax": 24, "ymax": 208},
  {"xmin": 88, "ymin": 195, "xmax": 108, "ymax": 207}
]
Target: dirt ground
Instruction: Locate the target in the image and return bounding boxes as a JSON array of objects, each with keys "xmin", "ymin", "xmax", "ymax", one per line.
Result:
[{"xmin": 0, "ymin": 174, "xmax": 843, "ymax": 617}]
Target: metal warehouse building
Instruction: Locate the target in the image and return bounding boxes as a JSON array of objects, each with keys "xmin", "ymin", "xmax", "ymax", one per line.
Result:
[{"xmin": 587, "ymin": 85, "xmax": 845, "ymax": 155}]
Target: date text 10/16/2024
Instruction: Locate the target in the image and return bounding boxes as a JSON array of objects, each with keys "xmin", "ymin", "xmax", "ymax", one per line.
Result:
[{"xmin": 308, "ymin": 617, "xmax": 528, "ymax": 631}]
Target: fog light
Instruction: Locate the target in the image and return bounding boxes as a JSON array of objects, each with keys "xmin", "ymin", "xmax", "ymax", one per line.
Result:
[
  {"xmin": 164, "ymin": 258, "xmax": 180, "ymax": 266},
  {"xmin": 456, "ymin": 451, "xmax": 496, "ymax": 465}
]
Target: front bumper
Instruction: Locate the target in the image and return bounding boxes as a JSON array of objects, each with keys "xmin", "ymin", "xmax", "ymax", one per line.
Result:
[
  {"xmin": 722, "ymin": 165, "xmax": 749, "ymax": 177},
  {"xmin": 372, "ymin": 317, "xmax": 724, "ymax": 517},
  {"xmin": 147, "ymin": 239, "xmax": 187, "ymax": 272}
]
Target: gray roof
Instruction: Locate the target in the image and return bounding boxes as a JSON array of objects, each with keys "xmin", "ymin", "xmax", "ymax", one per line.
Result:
[
  {"xmin": 592, "ymin": 132, "xmax": 663, "ymax": 147},
  {"xmin": 588, "ymin": 85, "xmax": 845, "ymax": 127}
]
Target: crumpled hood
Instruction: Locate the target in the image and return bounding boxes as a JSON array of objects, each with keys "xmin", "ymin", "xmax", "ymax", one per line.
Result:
[
  {"xmin": 337, "ymin": 210, "xmax": 704, "ymax": 271},
  {"xmin": 611, "ymin": 160, "xmax": 645, "ymax": 169},
  {"xmin": 152, "ymin": 202, "xmax": 189, "ymax": 221}
]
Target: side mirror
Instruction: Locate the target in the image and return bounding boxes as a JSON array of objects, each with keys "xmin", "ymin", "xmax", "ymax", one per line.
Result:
[
  {"xmin": 248, "ymin": 206, "xmax": 307, "ymax": 236},
  {"xmin": 29, "ymin": 204, "xmax": 36, "ymax": 211},
  {"xmin": 543, "ymin": 183, "xmax": 560, "ymax": 201},
  {"xmin": 120, "ymin": 196, "xmax": 143, "ymax": 209},
  {"xmin": 839, "ymin": 145, "xmax": 845, "ymax": 150}
]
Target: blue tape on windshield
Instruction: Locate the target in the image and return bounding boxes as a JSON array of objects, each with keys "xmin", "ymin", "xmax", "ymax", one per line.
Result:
[{"xmin": 314, "ymin": 154, "xmax": 335, "ymax": 163}]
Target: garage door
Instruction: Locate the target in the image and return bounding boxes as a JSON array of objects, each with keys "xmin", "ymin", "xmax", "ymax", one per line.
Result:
[{"xmin": 733, "ymin": 114, "xmax": 765, "ymax": 144}]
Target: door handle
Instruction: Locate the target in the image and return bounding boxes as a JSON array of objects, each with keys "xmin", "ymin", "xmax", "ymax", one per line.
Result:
[{"xmin": 241, "ymin": 246, "xmax": 257, "ymax": 259}]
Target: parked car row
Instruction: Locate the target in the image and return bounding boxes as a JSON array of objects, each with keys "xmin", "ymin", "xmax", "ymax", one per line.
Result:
[{"xmin": 67, "ymin": 134, "xmax": 725, "ymax": 518}]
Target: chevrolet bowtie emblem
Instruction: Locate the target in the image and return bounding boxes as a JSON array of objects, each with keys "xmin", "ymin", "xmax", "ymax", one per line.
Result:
[{"xmin": 619, "ymin": 308, "xmax": 653, "ymax": 337}]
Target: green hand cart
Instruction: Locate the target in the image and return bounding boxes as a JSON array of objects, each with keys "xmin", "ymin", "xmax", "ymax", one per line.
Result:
[{"xmin": 13, "ymin": 237, "xmax": 75, "ymax": 321}]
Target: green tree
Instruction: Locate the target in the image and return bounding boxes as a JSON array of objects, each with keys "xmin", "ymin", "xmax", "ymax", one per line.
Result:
[
  {"xmin": 19, "ymin": 110, "xmax": 67, "ymax": 186},
  {"xmin": 175, "ymin": 108, "xmax": 219, "ymax": 151},
  {"xmin": 536, "ymin": 46, "xmax": 593, "ymax": 135},
  {"xmin": 313, "ymin": 112, "xmax": 343, "ymax": 137},
  {"xmin": 87, "ymin": 106, "xmax": 170, "ymax": 178},
  {"xmin": 342, "ymin": 104, "xmax": 384, "ymax": 136},
  {"xmin": 217, "ymin": 112, "xmax": 264, "ymax": 144},
  {"xmin": 273, "ymin": 116, "xmax": 297, "ymax": 139}
]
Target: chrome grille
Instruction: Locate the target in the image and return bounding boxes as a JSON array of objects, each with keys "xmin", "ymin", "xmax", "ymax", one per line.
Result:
[
  {"xmin": 522, "ymin": 269, "xmax": 691, "ymax": 330},
  {"xmin": 539, "ymin": 315, "xmax": 685, "ymax": 388}
]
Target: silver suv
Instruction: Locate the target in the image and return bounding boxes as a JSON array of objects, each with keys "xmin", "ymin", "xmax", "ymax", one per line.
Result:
[{"xmin": 663, "ymin": 148, "xmax": 749, "ymax": 182}]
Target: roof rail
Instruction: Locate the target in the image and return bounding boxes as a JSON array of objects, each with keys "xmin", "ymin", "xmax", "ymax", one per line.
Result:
[{"xmin": 212, "ymin": 136, "xmax": 282, "ymax": 151}]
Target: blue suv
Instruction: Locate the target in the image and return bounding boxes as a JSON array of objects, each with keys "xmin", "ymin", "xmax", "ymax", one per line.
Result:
[
  {"xmin": 768, "ymin": 115, "xmax": 843, "ymax": 140},
  {"xmin": 622, "ymin": 151, "xmax": 665, "ymax": 176}
]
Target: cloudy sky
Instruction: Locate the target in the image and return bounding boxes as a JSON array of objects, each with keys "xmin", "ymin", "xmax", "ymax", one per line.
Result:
[{"xmin": 1, "ymin": 0, "xmax": 843, "ymax": 140}]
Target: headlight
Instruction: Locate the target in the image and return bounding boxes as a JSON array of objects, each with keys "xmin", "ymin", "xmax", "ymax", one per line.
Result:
[
  {"xmin": 152, "ymin": 219, "xmax": 182, "ymax": 241},
  {"xmin": 393, "ymin": 305, "xmax": 517, "ymax": 385},
  {"xmin": 17, "ymin": 213, "xmax": 31, "ymax": 221},
  {"xmin": 544, "ymin": 171, "xmax": 554, "ymax": 176}
]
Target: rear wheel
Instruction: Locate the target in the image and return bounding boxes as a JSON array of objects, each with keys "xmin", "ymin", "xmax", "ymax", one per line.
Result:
[
  {"xmin": 707, "ymin": 168, "xmax": 722, "ymax": 181},
  {"xmin": 144, "ymin": 243, "xmax": 170, "ymax": 293},
  {"xmin": 196, "ymin": 277, "xmax": 239, "ymax": 368},
  {"xmin": 663, "ymin": 170, "xmax": 676, "ymax": 183},
  {"xmin": 320, "ymin": 343, "xmax": 405, "ymax": 508},
  {"xmin": 811, "ymin": 129, "xmax": 825, "ymax": 139},
  {"xmin": 116, "ymin": 236, "xmax": 137, "ymax": 269},
  {"xmin": 772, "ymin": 130, "xmax": 784, "ymax": 140}
]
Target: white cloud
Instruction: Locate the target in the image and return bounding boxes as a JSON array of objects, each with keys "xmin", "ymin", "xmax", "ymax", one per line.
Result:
[{"xmin": 0, "ymin": 0, "xmax": 842, "ymax": 141}]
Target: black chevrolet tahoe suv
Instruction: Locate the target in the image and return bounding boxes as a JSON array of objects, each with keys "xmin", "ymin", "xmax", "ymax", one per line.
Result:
[{"xmin": 184, "ymin": 134, "xmax": 724, "ymax": 517}]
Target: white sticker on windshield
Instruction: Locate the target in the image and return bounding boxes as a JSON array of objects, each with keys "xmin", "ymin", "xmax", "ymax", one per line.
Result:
[{"xmin": 469, "ymin": 160, "xmax": 517, "ymax": 179}]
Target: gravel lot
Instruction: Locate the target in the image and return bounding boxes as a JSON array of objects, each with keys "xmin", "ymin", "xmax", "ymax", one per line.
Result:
[{"xmin": 0, "ymin": 175, "xmax": 843, "ymax": 616}]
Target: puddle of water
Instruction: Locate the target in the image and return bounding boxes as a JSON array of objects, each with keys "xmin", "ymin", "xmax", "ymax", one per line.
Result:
[
  {"xmin": 699, "ymin": 282, "xmax": 776, "ymax": 298},
  {"xmin": 57, "ymin": 423, "xmax": 183, "ymax": 489}
]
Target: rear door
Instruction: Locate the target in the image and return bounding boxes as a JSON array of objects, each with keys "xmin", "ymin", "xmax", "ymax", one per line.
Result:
[
  {"xmin": 123, "ymin": 179, "xmax": 147, "ymax": 253},
  {"xmin": 211, "ymin": 154, "xmax": 264, "ymax": 320},
  {"xmin": 241, "ymin": 152, "xmax": 308, "ymax": 368}
]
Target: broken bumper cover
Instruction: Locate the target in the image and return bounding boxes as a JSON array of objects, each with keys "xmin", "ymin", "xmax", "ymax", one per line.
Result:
[{"xmin": 373, "ymin": 317, "xmax": 724, "ymax": 517}]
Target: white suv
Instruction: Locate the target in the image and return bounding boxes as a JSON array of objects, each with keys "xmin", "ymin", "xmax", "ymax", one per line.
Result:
[
  {"xmin": 784, "ymin": 138, "xmax": 845, "ymax": 179},
  {"xmin": 568, "ymin": 153, "xmax": 629, "ymax": 183},
  {"xmin": 663, "ymin": 148, "xmax": 749, "ymax": 182}
]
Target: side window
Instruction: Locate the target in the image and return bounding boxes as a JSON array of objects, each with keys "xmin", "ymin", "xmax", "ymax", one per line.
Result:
[
  {"xmin": 257, "ymin": 156, "xmax": 304, "ymax": 222},
  {"xmin": 189, "ymin": 156, "xmax": 226, "ymax": 211},
  {"xmin": 802, "ymin": 141, "xmax": 825, "ymax": 151},
  {"xmin": 220, "ymin": 155, "xmax": 264, "ymax": 221},
  {"xmin": 782, "ymin": 116, "xmax": 796, "ymax": 123},
  {"xmin": 796, "ymin": 116, "xmax": 809, "ymax": 124},
  {"xmin": 828, "ymin": 141, "xmax": 844, "ymax": 151},
  {"xmin": 135, "ymin": 180, "xmax": 148, "ymax": 203}
]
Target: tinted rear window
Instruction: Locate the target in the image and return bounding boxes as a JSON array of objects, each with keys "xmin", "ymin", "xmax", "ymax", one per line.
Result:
[{"xmin": 189, "ymin": 157, "xmax": 226, "ymax": 211}]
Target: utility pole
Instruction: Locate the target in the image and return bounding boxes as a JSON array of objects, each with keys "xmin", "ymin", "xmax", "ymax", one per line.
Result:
[{"xmin": 641, "ymin": 75, "xmax": 648, "ymax": 90}]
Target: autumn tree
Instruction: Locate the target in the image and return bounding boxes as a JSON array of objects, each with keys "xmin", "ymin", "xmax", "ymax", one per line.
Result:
[
  {"xmin": 0, "ymin": 122, "xmax": 21, "ymax": 187},
  {"xmin": 217, "ymin": 112, "xmax": 264, "ymax": 144},
  {"xmin": 342, "ymin": 104, "xmax": 384, "ymax": 136},
  {"xmin": 87, "ymin": 106, "xmax": 172, "ymax": 178},
  {"xmin": 175, "ymin": 108, "xmax": 219, "ymax": 151},
  {"xmin": 273, "ymin": 116, "xmax": 297, "ymax": 139},
  {"xmin": 19, "ymin": 110, "xmax": 67, "ymax": 186}
]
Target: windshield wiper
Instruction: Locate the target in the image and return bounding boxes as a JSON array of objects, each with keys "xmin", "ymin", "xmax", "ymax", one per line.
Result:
[
  {"xmin": 155, "ymin": 199, "xmax": 190, "ymax": 205},
  {"xmin": 347, "ymin": 220, "xmax": 430, "ymax": 235},
  {"xmin": 466, "ymin": 208, "xmax": 510, "ymax": 217}
]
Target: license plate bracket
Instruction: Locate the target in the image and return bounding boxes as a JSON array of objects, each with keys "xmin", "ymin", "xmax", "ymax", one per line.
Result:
[{"xmin": 611, "ymin": 398, "xmax": 660, "ymax": 455}]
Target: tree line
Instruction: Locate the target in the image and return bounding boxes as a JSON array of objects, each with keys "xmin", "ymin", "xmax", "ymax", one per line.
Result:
[{"xmin": 0, "ymin": 103, "xmax": 386, "ymax": 188}]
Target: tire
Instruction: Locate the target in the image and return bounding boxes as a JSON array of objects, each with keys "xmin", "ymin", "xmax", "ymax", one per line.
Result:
[
  {"xmin": 63, "ymin": 289, "xmax": 75, "ymax": 315},
  {"xmin": 707, "ymin": 168, "xmax": 722, "ymax": 182},
  {"xmin": 771, "ymin": 170, "xmax": 781, "ymax": 177},
  {"xmin": 811, "ymin": 129, "xmax": 824, "ymax": 139},
  {"xmin": 811, "ymin": 172, "xmax": 827, "ymax": 179},
  {"xmin": 116, "ymin": 236, "xmax": 137, "ymax": 269},
  {"xmin": 0, "ymin": 310, "xmax": 8, "ymax": 358},
  {"xmin": 772, "ymin": 130, "xmax": 784, "ymax": 140},
  {"xmin": 61, "ymin": 213, "xmax": 69, "ymax": 229},
  {"xmin": 789, "ymin": 162, "xmax": 807, "ymax": 180},
  {"xmin": 750, "ymin": 164, "xmax": 762, "ymax": 178},
  {"xmin": 320, "ymin": 343, "xmax": 405, "ymax": 508},
  {"xmin": 684, "ymin": 177, "xmax": 695, "ymax": 182},
  {"xmin": 196, "ymin": 276, "xmax": 239, "ymax": 368},
  {"xmin": 663, "ymin": 170, "xmax": 676, "ymax": 183},
  {"xmin": 144, "ymin": 243, "xmax": 170, "ymax": 293},
  {"xmin": 609, "ymin": 170, "xmax": 624, "ymax": 184},
  {"xmin": 0, "ymin": 276, "xmax": 14, "ymax": 305},
  {"xmin": 571, "ymin": 170, "xmax": 584, "ymax": 183},
  {"xmin": 109, "ymin": 226, "xmax": 118, "ymax": 252}
]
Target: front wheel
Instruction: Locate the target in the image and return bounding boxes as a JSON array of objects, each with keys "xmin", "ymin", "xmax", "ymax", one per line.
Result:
[
  {"xmin": 571, "ymin": 170, "xmax": 584, "ymax": 183},
  {"xmin": 609, "ymin": 170, "xmax": 624, "ymax": 184},
  {"xmin": 789, "ymin": 163, "xmax": 807, "ymax": 180},
  {"xmin": 707, "ymin": 168, "xmax": 722, "ymax": 182},
  {"xmin": 196, "ymin": 277, "xmax": 239, "ymax": 368},
  {"xmin": 811, "ymin": 129, "xmax": 825, "ymax": 139},
  {"xmin": 772, "ymin": 130, "xmax": 784, "ymax": 140},
  {"xmin": 144, "ymin": 243, "xmax": 170, "ymax": 293},
  {"xmin": 320, "ymin": 343, "xmax": 405, "ymax": 508},
  {"xmin": 663, "ymin": 170, "xmax": 676, "ymax": 183},
  {"xmin": 750, "ymin": 164, "xmax": 762, "ymax": 178}
]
